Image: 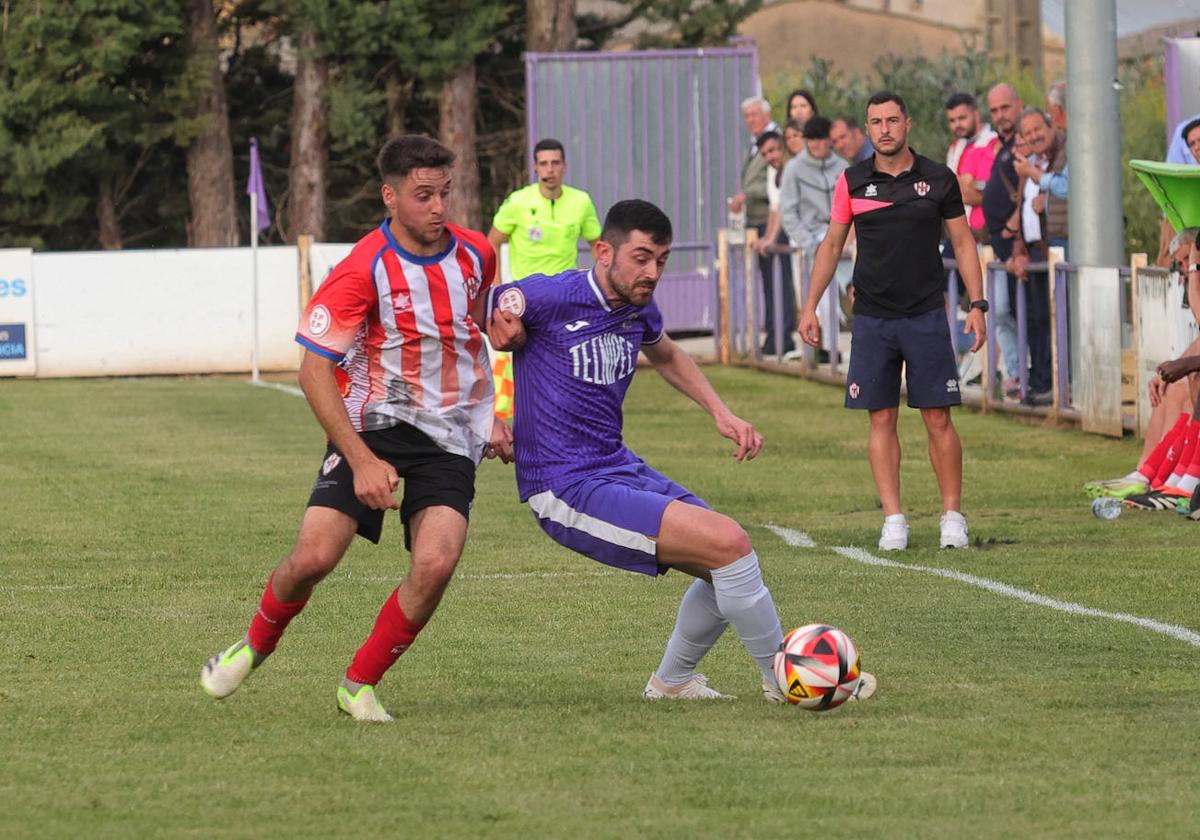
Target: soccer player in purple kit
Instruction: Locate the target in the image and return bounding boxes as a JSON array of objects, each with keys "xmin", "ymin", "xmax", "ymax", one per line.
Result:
[{"xmin": 489, "ymin": 199, "xmax": 877, "ymax": 702}]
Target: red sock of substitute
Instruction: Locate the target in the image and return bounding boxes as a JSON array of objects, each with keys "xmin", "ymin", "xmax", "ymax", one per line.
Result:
[
  {"xmin": 1165, "ymin": 422, "xmax": 1200, "ymax": 486},
  {"xmin": 246, "ymin": 574, "xmax": 309, "ymax": 656},
  {"xmin": 1153, "ymin": 422, "xmax": 1193, "ymax": 488},
  {"xmin": 1139, "ymin": 413, "xmax": 1190, "ymax": 481},
  {"xmin": 346, "ymin": 589, "xmax": 425, "ymax": 685}
]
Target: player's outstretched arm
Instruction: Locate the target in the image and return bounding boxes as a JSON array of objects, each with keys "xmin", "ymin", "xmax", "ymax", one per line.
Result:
[
  {"xmin": 798, "ymin": 220, "xmax": 851, "ymax": 346},
  {"xmin": 641, "ymin": 336, "xmax": 763, "ymax": 462},
  {"xmin": 297, "ymin": 351, "xmax": 399, "ymax": 510}
]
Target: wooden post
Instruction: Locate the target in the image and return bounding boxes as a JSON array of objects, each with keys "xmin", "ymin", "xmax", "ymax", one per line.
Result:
[
  {"xmin": 1130, "ymin": 253, "xmax": 1147, "ymax": 438},
  {"xmin": 1047, "ymin": 245, "xmax": 1062, "ymax": 424},
  {"xmin": 744, "ymin": 228, "xmax": 758, "ymax": 360},
  {"xmin": 717, "ymin": 229, "xmax": 731, "ymax": 365},
  {"xmin": 297, "ymin": 234, "xmax": 313, "ymax": 369},
  {"xmin": 298, "ymin": 234, "xmax": 314, "ymax": 309}
]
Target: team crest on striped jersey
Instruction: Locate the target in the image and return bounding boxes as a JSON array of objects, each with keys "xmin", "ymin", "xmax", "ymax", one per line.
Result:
[
  {"xmin": 308, "ymin": 304, "xmax": 331, "ymax": 337},
  {"xmin": 393, "ymin": 291, "xmax": 412, "ymax": 313}
]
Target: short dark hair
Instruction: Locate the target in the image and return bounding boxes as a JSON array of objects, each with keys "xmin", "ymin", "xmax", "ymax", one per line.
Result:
[
  {"xmin": 756, "ymin": 130, "xmax": 782, "ymax": 149},
  {"xmin": 866, "ymin": 90, "xmax": 908, "ymax": 116},
  {"xmin": 533, "ymin": 138, "xmax": 566, "ymax": 160},
  {"xmin": 802, "ymin": 115, "xmax": 832, "ymax": 140},
  {"xmin": 601, "ymin": 199, "xmax": 672, "ymax": 249},
  {"xmin": 945, "ymin": 92, "xmax": 977, "ymax": 111},
  {"xmin": 377, "ymin": 135, "xmax": 455, "ymax": 182},
  {"xmin": 835, "ymin": 115, "xmax": 862, "ymax": 131},
  {"xmin": 785, "ymin": 118, "xmax": 806, "ymax": 134},
  {"xmin": 1184, "ymin": 117, "xmax": 1200, "ymax": 144}
]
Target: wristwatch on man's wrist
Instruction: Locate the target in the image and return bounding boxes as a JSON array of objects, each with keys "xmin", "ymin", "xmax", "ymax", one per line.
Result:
[{"xmin": 969, "ymin": 299, "xmax": 989, "ymax": 313}]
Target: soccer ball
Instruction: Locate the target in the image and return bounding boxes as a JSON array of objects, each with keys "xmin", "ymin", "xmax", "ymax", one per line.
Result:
[{"xmin": 773, "ymin": 623, "xmax": 864, "ymax": 711}]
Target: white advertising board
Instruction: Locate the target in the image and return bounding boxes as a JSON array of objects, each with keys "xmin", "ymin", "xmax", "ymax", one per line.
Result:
[
  {"xmin": 1076, "ymin": 266, "xmax": 1124, "ymax": 437},
  {"xmin": 0, "ymin": 248, "xmax": 36, "ymax": 376},
  {"xmin": 32, "ymin": 246, "xmax": 301, "ymax": 378}
]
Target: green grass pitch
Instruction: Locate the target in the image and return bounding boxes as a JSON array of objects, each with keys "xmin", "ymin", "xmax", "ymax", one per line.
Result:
[{"xmin": 1, "ymin": 368, "xmax": 1198, "ymax": 837}]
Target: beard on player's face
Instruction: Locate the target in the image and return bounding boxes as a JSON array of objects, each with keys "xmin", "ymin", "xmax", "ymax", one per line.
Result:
[{"xmin": 607, "ymin": 253, "xmax": 660, "ymax": 307}]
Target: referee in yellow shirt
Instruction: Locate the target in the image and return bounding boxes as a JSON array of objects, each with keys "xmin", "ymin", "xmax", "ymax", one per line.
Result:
[{"xmin": 487, "ymin": 139, "xmax": 602, "ymax": 418}]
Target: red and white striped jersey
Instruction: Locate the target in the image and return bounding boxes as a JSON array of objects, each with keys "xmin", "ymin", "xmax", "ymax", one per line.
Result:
[{"xmin": 296, "ymin": 221, "xmax": 497, "ymax": 462}]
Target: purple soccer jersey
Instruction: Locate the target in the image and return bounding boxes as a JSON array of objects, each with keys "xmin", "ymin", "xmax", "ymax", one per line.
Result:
[{"xmin": 487, "ymin": 269, "xmax": 665, "ymax": 500}]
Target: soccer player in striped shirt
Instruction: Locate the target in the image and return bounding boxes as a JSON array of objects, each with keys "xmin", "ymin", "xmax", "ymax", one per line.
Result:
[
  {"xmin": 490, "ymin": 199, "xmax": 876, "ymax": 702},
  {"xmin": 201, "ymin": 135, "xmax": 514, "ymax": 722}
]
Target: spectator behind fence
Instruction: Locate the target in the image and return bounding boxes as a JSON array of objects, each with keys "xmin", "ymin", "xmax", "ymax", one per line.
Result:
[
  {"xmin": 780, "ymin": 115, "xmax": 852, "ymax": 354},
  {"xmin": 784, "ymin": 118, "xmax": 806, "ymax": 156},
  {"xmin": 1008, "ymin": 107, "xmax": 1068, "ymax": 407},
  {"xmin": 787, "ymin": 89, "xmax": 819, "ymax": 132},
  {"xmin": 981, "ymin": 82, "xmax": 1026, "ymax": 399},
  {"xmin": 1157, "ymin": 118, "xmax": 1200, "ymax": 268},
  {"xmin": 729, "ymin": 96, "xmax": 791, "ymax": 354},
  {"xmin": 755, "ymin": 130, "xmax": 799, "ymax": 357},
  {"xmin": 830, "ymin": 117, "xmax": 874, "ymax": 164},
  {"xmin": 944, "ymin": 92, "xmax": 999, "ymax": 241},
  {"xmin": 1167, "ymin": 108, "xmax": 1200, "ymax": 166}
]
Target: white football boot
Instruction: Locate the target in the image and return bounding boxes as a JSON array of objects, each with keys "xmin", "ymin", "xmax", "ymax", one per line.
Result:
[
  {"xmin": 337, "ymin": 681, "xmax": 394, "ymax": 722},
  {"xmin": 878, "ymin": 515, "xmax": 909, "ymax": 551},
  {"xmin": 761, "ymin": 678, "xmax": 787, "ymax": 704},
  {"xmin": 200, "ymin": 638, "xmax": 262, "ymax": 699},
  {"xmin": 643, "ymin": 673, "xmax": 735, "ymax": 700},
  {"xmin": 939, "ymin": 511, "xmax": 969, "ymax": 549}
]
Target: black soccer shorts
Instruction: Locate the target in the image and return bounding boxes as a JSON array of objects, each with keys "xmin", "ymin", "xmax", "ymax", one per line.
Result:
[{"xmin": 307, "ymin": 422, "xmax": 475, "ymax": 547}]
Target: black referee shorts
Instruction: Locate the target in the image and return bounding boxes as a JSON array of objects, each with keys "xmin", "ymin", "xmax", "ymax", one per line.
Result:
[{"xmin": 307, "ymin": 423, "xmax": 476, "ymax": 548}]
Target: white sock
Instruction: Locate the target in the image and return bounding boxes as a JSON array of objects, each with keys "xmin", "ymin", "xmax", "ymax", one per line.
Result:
[
  {"xmin": 1176, "ymin": 474, "xmax": 1200, "ymax": 494},
  {"xmin": 885, "ymin": 513, "xmax": 907, "ymax": 524},
  {"xmin": 708, "ymin": 551, "xmax": 783, "ymax": 683},
  {"xmin": 1129, "ymin": 470, "xmax": 1151, "ymax": 483},
  {"xmin": 1165, "ymin": 472, "xmax": 1184, "ymax": 488},
  {"xmin": 655, "ymin": 579, "xmax": 728, "ymax": 685}
]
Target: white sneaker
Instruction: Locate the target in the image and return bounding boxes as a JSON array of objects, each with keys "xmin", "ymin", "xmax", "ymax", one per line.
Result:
[
  {"xmin": 940, "ymin": 511, "xmax": 969, "ymax": 549},
  {"xmin": 643, "ymin": 672, "xmax": 735, "ymax": 700},
  {"xmin": 200, "ymin": 638, "xmax": 260, "ymax": 699},
  {"xmin": 878, "ymin": 516, "xmax": 909, "ymax": 551},
  {"xmin": 762, "ymin": 678, "xmax": 787, "ymax": 704},
  {"xmin": 337, "ymin": 681, "xmax": 394, "ymax": 722}
]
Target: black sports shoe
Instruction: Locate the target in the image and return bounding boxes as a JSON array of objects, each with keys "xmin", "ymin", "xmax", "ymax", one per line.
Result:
[
  {"xmin": 1188, "ymin": 485, "xmax": 1200, "ymax": 520},
  {"xmin": 1125, "ymin": 490, "xmax": 1188, "ymax": 511}
]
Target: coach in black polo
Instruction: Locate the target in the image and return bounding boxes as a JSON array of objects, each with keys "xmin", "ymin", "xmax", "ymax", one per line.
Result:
[{"xmin": 799, "ymin": 90, "xmax": 987, "ymax": 552}]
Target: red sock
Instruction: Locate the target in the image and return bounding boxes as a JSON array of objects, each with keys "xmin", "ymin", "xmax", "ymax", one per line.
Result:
[
  {"xmin": 1139, "ymin": 413, "xmax": 1190, "ymax": 480},
  {"xmin": 1187, "ymin": 441, "xmax": 1200, "ymax": 479},
  {"xmin": 1166, "ymin": 422, "xmax": 1200, "ymax": 485},
  {"xmin": 346, "ymin": 589, "xmax": 425, "ymax": 685},
  {"xmin": 1153, "ymin": 423, "xmax": 1193, "ymax": 488},
  {"xmin": 246, "ymin": 574, "xmax": 308, "ymax": 656}
]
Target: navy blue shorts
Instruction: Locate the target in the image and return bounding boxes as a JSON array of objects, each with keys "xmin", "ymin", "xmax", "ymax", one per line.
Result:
[
  {"xmin": 526, "ymin": 461, "xmax": 710, "ymax": 577},
  {"xmin": 845, "ymin": 309, "xmax": 961, "ymax": 410}
]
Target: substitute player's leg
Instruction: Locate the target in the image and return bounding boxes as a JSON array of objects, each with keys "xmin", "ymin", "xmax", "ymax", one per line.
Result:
[
  {"xmin": 339, "ymin": 505, "xmax": 468, "ymax": 722},
  {"xmin": 201, "ymin": 506, "xmax": 357, "ymax": 699},
  {"xmin": 656, "ymin": 501, "xmax": 783, "ymax": 691},
  {"xmin": 868, "ymin": 408, "xmax": 909, "ymax": 550},
  {"xmin": 921, "ymin": 407, "xmax": 969, "ymax": 548}
]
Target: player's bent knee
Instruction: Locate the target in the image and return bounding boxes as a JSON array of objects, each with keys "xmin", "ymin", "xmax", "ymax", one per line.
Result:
[
  {"xmin": 708, "ymin": 518, "xmax": 753, "ymax": 563},
  {"xmin": 283, "ymin": 547, "xmax": 342, "ymax": 584}
]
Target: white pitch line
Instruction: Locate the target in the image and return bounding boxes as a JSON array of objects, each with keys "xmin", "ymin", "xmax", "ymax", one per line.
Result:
[
  {"xmin": 249, "ymin": 380, "xmax": 305, "ymax": 398},
  {"xmin": 830, "ymin": 545, "xmax": 1200, "ymax": 649},
  {"xmin": 763, "ymin": 524, "xmax": 816, "ymax": 547}
]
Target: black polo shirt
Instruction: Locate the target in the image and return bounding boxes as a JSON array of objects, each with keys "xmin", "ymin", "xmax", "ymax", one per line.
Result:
[
  {"xmin": 831, "ymin": 150, "xmax": 964, "ymax": 318},
  {"xmin": 981, "ymin": 133, "xmax": 1018, "ymax": 235}
]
